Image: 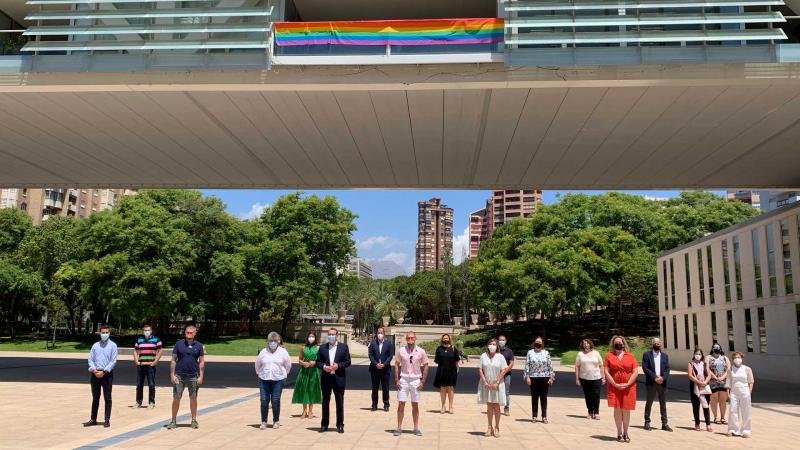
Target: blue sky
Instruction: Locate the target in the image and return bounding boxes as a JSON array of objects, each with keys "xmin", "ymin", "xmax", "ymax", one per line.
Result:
[{"xmin": 201, "ymin": 189, "xmax": 724, "ymax": 275}]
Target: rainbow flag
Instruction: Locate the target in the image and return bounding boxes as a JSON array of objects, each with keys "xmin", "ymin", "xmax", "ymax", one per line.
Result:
[{"xmin": 274, "ymin": 18, "xmax": 504, "ymax": 46}]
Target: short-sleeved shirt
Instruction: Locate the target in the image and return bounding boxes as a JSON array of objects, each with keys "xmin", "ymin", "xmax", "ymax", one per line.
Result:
[
  {"xmin": 396, "ymin": 345, "xmax": 429, "ymax": 379},
  {"xmin": 134, "ymin": 335, "xmax": 162, "ymax": 363},
  {"xmin": 173, "ymin": 339, "xmax": 204, "ymax": 376},
  {"xmin": 500, "ymin": 347, "xmax": 514, "ymax": 365}
]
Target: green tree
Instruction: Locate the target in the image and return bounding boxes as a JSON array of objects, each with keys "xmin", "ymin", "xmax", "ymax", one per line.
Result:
[
  {"xmin": 0, "ymin": 259, "xmax": 42, "ymax": 337},
  {"xmin": 0, "ymin": 208, "xmax": 32, "ymax": 255}
]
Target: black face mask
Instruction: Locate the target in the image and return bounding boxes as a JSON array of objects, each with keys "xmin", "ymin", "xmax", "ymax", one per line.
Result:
[
  {"xmin": 712, "ymin": 348, "xmax": 721, "ymax": 354},
  {"xmin": 534, "ymin": 343, "xmax": 543, "ymax": 349},
  {"xmin": 653, "ymin": 345, "xmax": 661, "ymax": 351},
  {"xmin": 614, "ymin": 343, "xmax": 624, "ymax": 350}
]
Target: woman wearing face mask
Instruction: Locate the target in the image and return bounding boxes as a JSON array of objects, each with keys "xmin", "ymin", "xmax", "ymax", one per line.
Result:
[
  {"xmin": 575, "ymin": 339, "xmax": 604, "ymax": 420},
  {"xmin": 727, "ymin": 352, "xmax": 754, "ymax": 438},
  {"xmin": 292, "ymin": 332, "xmax": 321, "ymax": 419},
  {"xmin": 255, "ymin": 332, "xmax": 293, "ymax": 430},
  {"xmin": 477, "ymin": 338, "xmax": 510, "ymax": 437},
  {"xmin": 433, "ymin": 334, "xmax": 461, "ymax": 414},
  {"xmin": 705, "ymin": 342, "xmax": 730, "ymax": 425},
  {"xmin": 688, "ymin": 348, "xmax": 713, "ymax": 432},
  {"xmin": 524, "ymin": 337, "xmax": 555, "ymax": 424},
  {"xmin": 605, "ymin": 335, "xmax": 638, "ymax": 443}
]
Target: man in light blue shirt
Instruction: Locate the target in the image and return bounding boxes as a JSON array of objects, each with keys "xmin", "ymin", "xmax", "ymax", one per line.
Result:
[{"xmin": 84, "ymin": 325, "xmax": 118, "ymax": 428}]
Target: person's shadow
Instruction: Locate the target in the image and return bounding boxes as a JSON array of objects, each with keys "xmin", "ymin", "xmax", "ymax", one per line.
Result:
[{"xmin": 590, "ymin": 435, "xmax": 618, "ymax": 441}]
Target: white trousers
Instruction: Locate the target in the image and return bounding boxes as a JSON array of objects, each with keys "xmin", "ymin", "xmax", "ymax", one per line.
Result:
[{"xmin": 728, "ymin": 386, "xmax": 752, "ymax": 435}]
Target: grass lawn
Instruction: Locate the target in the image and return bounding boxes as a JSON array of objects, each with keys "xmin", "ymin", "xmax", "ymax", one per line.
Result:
[{"xmin": 0, "ymin": 338, "xmax": 90, "ymax": 353}]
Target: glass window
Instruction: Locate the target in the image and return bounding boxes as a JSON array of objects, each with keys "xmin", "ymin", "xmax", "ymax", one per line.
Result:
[
  {"xmin": 727, "ymin": 310, "xmax": 735, "ymax": 352},
  {"xmin": 722, "ymin": 240, "xmax": 732, "ymax": 303},
  {"xmin": 766, "ymin": 223, "xmax": 777, "ymax": 296},
  {"xmin": 707, "ymin": 246, "xmax": 715, "ymax": 304},
  {"xmin": 670, "ymin": 259, "xmax": 676, "ymax": 309},
  {"xmin": 711, "ymin": 311, "xmax": 718, "ymax": 343},
  {"xmin": 662, "ymin": 316, "xmax": 668, "ymax": 348},
  {"xmin": 673, "ymin": 315, "xmax": 678, "ymax": 350},
  {"xmin": 684, "ymin": 314, "xmax": 691, "ymax": 350},
  {"xmin": 692, "ymin": 313, "xmax": 699, "ymax": 349},
  {"xmin": 697, "ymin": 249, "xmax": 705, "ymax": 306},
  {"xmin": 752, "ymin": 229, "xmax": 763, "ymax": 298},
  {"xmin": 733, "ymin": 236, "xmax": 742, "ymax": 301},
  {"xmin": 685, "ymin": 253, "xmax": 692, "ymax": 308},
  {"xmin": 780, "ymin": 219, "xmax": 793, "ymax": 295},
  {"xmin": 745, "ymin": 309, "xmax": 753, "ymax": 353},
  {"xmin": 662, "ymin": 260, "xmax": 669, "ymax": 311},
  {"xmin": 757, "ymin": 307, "xmax": 767, "ymax": 354}
]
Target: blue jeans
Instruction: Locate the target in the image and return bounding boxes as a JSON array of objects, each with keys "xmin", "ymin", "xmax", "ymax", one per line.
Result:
[
  {"xmin": 259, "ymin": 379, "xmax": 284, "ymax": 423},
  {"xmin": 504, "ymin": 374, "xmax": 511, "ymax": 409}
]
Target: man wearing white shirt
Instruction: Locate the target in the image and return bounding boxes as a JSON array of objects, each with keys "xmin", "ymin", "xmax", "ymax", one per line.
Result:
[
  {"xmin": 368, "ymin": 327, "xmax": 395, "ymax": 412},
  {"xmin": 642, "ymin": 337, "xmax": 672, "ymax": 431},
  {"xmin": 255, "ymin": 332, "xmax": 292, "ymax": 430},
  {"xmin": 316, "ymin": 328, "xmax": 351, "ymax": 433}
]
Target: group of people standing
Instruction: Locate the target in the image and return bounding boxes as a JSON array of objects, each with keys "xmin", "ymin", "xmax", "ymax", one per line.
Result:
[{"xmin": 83, "ymin": 325, "xmax": 757, "ymax": 442}]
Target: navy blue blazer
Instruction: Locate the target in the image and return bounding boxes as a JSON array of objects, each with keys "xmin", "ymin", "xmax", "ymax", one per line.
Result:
[
  {"xmin": 316, "ymin": 342, "xmax": 351, "ymax": 387},
  {"xmin": 367, "ymin": 338, "xmax": 394, "ymax": 371},
  {"xmin": 642, "ymin": 350, "xmax": 670, "ymax": 386}
]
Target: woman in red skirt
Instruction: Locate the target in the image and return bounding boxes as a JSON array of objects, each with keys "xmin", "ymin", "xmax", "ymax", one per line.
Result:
[{"xmin": 605, "ymin": 335, "xmax": 638, "ymax": 443}]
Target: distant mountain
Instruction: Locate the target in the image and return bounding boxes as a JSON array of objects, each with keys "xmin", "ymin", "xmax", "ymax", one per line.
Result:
[{"xmin": 369, "ymin": 260, "xmax": 408, "ymax": 279}]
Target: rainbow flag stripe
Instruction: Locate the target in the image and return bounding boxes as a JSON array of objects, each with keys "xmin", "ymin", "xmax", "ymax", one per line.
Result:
[{"xmin": 274, "ymin": 18, "xmax": 504, "ymax": 46}]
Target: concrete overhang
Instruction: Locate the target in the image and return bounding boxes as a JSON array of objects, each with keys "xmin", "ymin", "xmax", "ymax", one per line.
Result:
[{"xmin": 0, "ymin": 63, "xmax": 799, "ymax": 190}]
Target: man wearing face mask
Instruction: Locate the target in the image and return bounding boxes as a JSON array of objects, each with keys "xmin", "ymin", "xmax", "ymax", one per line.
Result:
[
  {"xmin": 393, "ymin": 331, "xmax": 429, "ymax": 437},
  {"xmin": 316, "ymin": 328, "xmax": 351, "ymax": 433},
  {"xmin": 84, "ymin": 325, "xmax": 117, "ymax": 428},
  {"xmin": 642, "ymin": 337, "xmax": 672, "ymax": 431},
  {"xmin": 498, "ymin": 335, "xmax": 514, "ymax": 415},
  {"xmin": 134, "ymin": 324, "xmax": 163, "ymax": 409},
  {"xmin": 368, "ymin": 327, "xmax": 394, "ymax": 412},
  {"xmin": 167, "ymin": 324, "xmax": 204, "ymax": 430}
]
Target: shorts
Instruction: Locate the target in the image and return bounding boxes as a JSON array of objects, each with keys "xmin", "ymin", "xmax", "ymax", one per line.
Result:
[
  {"xmin": 711, "ymin": 387, "xmax": 728, "ymax": 393},
  {"xmin": 397, "ymin": 377, "xmax": 421, "ymax": 403},
  {"xmin": 174, "ymin": 374, "xmax": 199, "ymax": 399}
]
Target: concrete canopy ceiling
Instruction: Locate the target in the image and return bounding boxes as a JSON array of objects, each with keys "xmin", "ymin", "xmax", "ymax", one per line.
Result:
[{"xmin": 0, "ymin": 63, "xmax": 799, "ymax": 190}]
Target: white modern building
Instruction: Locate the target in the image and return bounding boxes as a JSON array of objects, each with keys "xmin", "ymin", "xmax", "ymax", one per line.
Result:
[
  {"xmin": 348, "ymin": 258, "xmax": 373, "ymax": 280},
  {"xmin": 658, "ymin": 201, "xmax": 800, "ymax": 383},
  {"xmin": 761, "ymin": 191, "xmax": 800, "ymax": 212}
]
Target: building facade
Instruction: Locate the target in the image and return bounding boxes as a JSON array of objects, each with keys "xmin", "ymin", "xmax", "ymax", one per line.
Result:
[
  {"xmin": 468, "ymin": 201, "xmax": 492, "ymax": 260},
  {"xmin": 761, "ymin": 191, "xmax": 800, "ymax": 212},
  {"xmin": 468, "ymin": 190, "xmax": 542, "ymax": 259},
  {"xmin": 657, "ymin": 202, "xmax": 800, "ymax": 383},
  {"xmin": 347, "ymin": 258, "xmax": 373, "ymax": 280},
  {"xmin": 0, "ymin": 188, "xmax": 136, "ymax": 225},
  {"xmin": 727, "ymin": 190, "xmax": 762, "ymax": 209},
  {"xmin": 416, "ymin": 198, "xmax": 453, "ymax": 272}
]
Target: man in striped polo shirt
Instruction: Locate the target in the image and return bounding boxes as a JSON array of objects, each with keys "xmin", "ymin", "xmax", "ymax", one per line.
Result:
[{"xmin": 134, "ymin": 324, "xmax": 163, "ymax": 408}]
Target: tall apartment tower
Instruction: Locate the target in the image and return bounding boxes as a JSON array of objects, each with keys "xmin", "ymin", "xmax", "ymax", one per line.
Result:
[
  {"xmin": 468, "ymin": 190, "xmax": 542, "ymax": 259},
  {"xmin": 0, "ymin": 188, "xmax": 137, "ymax": 225},
  {"xmin": 415, "ymin": 198, "xmax": 453, "ymax": 272}
]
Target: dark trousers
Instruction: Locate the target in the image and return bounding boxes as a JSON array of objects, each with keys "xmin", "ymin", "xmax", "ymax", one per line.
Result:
[
  {"xmin": 135, "ymin": 364, "xmax": 156, "ymax": 405},
  {"xmin": 90, "ymin": 371, "xmax": 113, "ymax": 421},
  {"xmin": 579, "ymin": 378, "xmax": 602, "ymax": 415},
  {"xmin": 690, "ymin": 387, "xmax": 711, "ymax": 426},
  {"xmin": 259, "ymin": 379, "xmax": 284, "ymax": 423},
  {"xmin": 370, "ymin": 367, "xmax": 390, "ymax": 408},
  {"xmin": 644, "ymin": 383, "xmax": 669, "ymax": 426},
  {"xmin": 529, "ymin": 377, "xmax": 550, "ymax": 418},
  {"xmin": 321, "ymin": 374, "xmax": 345, "ymax": 428}
]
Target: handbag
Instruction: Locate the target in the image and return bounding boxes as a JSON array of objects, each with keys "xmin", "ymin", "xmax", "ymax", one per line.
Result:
[{"xmin": 698, "ymin": 384, "xmax": 712, "ymax": 395}]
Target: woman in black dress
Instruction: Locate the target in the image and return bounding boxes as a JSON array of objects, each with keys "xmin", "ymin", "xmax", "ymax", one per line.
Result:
[{"xmin": 433, "ymin": 334, "xmax": 461, "ymax": 414}]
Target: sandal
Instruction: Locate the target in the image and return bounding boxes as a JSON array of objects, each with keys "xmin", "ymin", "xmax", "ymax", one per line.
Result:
[
  {"xmin": 617, "ymin": 435, "xmax": 623, "ymax": 442},
  {"xmin": 695, "ymin": 425, "xmax": 701, "ymax": 431},
  {"xmin": 623, "ymin": 434, "xmax": 630, "ymax": 443},
  {"xmin": 542, "ymin": 418, "xmax": 549, "ymax": 424},
  {"xmin": 484, "ymin": 426, "xmax": 494, "ymax": 437},
  {"xmin": 720, "ymin": 419, "xmax": 727, "ymax": 425}
]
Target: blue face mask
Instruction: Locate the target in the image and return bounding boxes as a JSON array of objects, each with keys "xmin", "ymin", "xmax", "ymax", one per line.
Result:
[
  {"xmin": 268, "ymin": 341, "xmax": 278, "ymax": 350},
  {"xmin": 328, "ymin": 335, "xmax": 336, "ymax": 344},
  {"xmin": 100, "ymin": 333, "xmax": 110, "ymax": 341},
  {"xmin": 498, "ymin": 340, "xmax": 506, "ymax": 348}
]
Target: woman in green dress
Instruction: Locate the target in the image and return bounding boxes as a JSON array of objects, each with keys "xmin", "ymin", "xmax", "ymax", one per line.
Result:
[{"xmin": 292, "ymin": 332, "xmax": 321, "ymax": 418}]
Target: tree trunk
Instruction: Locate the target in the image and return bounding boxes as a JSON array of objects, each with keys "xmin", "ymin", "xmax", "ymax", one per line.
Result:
[{"xmin": 280, "ymin": 298, "xmax": 294, "ymax": 337}]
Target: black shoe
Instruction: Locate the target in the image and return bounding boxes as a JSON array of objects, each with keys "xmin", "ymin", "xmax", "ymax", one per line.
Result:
[
  {"xmin": 643, "ymin": 423, "xmax": 652, "ymax": 431},
  {"xmin": 371, "ymin": 406, "xmax": 377, "ymax": 412},
  {"xmin": 662, "ymin": 425, "xmax": 673, "ymax": 432},
  {"xmin": 337, "ymin": 426, "xmax": 344, "ymax": 434},
  {"xmin": 103, "ymin": 420, "xmax": 110, "ymax": 428},
  {"xmin": 320, "ymin": 426, "xmax": 328, "ymax": 433},
  {"xmin": 83, "ymin": 420, "xmax": 98, "ymax": 427},
  {"xmin": 384, "ymin": 405, "xmax": 390, "ymax": 412}
]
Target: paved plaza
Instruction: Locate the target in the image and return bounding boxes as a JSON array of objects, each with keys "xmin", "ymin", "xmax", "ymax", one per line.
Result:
[{"xmin": 1, "ymin": 352, "xmax": 798, "ymax": 450}]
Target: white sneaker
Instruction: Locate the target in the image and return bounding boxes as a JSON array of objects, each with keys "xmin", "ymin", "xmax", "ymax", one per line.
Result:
[
  {"xmin": 273, "ymin": 422, "xmax": 281, "ymax": 429},
  {"xmin": 260, "ymin": 422, "xmax": 268, "ymax": 430},
  {"xmin": 393, "ymin": 428, "xmax": 402, "ymax": 436}
]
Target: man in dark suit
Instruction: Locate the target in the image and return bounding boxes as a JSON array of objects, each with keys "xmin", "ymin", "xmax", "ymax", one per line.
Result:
[
  {"xmin": 642, "ymin": 337, "xmax": 672, "ymax": 431},
  {"xmin": 316, "ymin": 327, "xmax": 351, "ymax": 433},
  {"xmin": 368, "ymin": 327, "xmax": 395, "ymax": 412}
]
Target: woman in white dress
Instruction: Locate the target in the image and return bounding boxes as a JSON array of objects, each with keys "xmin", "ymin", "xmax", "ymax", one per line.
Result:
[
  {"xmin": 477, "ymin": 338, "xmax": 510, "ymax": 438},
  {"xmin": 727, "ymin": 352, "xmax": 755, "ymax": 438}
]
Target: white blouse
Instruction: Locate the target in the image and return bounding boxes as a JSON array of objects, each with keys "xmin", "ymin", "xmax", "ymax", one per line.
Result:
[
  {"xmin": 575, "ymin": 350, "xmax": 603, "ymax": 380},
  {"xmin": 255, "ymin": 347, "xmax": 292, "ymax": 381}
]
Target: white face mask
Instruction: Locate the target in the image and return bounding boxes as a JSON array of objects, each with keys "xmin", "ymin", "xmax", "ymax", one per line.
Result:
[
  {"xmin": 143, "ymin": 330, "xmax": 152, "ymax": 338},
  {"xmin": 487, "ymin": 344, "xmax": 497, "ymax": 353},
  {"xmin": 307, "ymin": 336, "xmax": 315, "ymax": 344},
  {"xmin": 733, "ymin": 358, "xmax": 743, "ymax": 367},
  {"xmin": 694, "ymin": 354, "xmax": 702, "ymax": 361},
  {"xmin": 377, "ymin": 334, "xmax": 384, "ymax": 340}
]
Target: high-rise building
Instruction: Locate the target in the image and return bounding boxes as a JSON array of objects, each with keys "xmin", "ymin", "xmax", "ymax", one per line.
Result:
[
  {"xmin": 0, "ymin": 188, "xmax": 136, "ymax": 225},
  {"xmin": 347, "ymin": 258, "xmax": 373, "ymax": 280},
  {"xmin": 468, "ymin": 190, "xmax": 542, "ymax": 259},
  {"xmin": 415, "ymin": 198, "xmax": 453, "ymax": 272},
  {"xmin": 760, "ymin": 192, "xmax": 800, "ymax": 212},
  {"xmin": 727, "ymin": 191, "xmax": 762, "ymax": 210}
]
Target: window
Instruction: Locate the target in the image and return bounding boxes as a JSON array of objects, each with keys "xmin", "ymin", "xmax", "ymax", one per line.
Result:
[
  {"xmin": 19, "ymin": 202, "xmax": 27, "ymax": 211},
  {"xmin": 745, "ymin": 309, "xmax": 753, "ymax": 352},
  {"xmin": 697, "ymin": 249, "xmax": 705, "ymax": 306},
  {"xmin": 757, "ymin": 307, "xmax": 767, "ymax": 353},
  {"xmin": 685, "ymin": 253, "xmax": 692, "ymax": 308},
  {"xmin": 722, "ymin": 240, "xmax": 732, "ymax": 303},
  {"xmin": 684, "ymin": 314, "xmax": 691, "ymax": 350},
  {"xmin": 780, "ymin": 219, "xmax": 793, "ymax": 295},
  {"xmin": 752, "ymin": 229, "xmax": 763, "ymax": 298},
  {"xmin": 711, "ymin": 311, "xmax": 718, "ymax": 343},
  {"xmin": 670, "ymin": 259, "xmax": 676, "ymax": 309},
  {"xmin": 673, "ymin": 315, "xmax": 678, "ymax": 350},
  {"xmin": 662, "ymin": 260, "xmax": 669, "ymax": 311},
  {"xmin": 707, "ymin": 246, "xmax": 715, "ymax": 304},
  {"xmin": 692, "ymin": 313, "xmax": 699, "ymax": 349},
  {"xmin": 766, "ymin": 223, "xmax": 777, "ymax": 296},
  {"xmin": 733, "ymin": 236, "xmax": 742, "ymax": 300},
  {"xmin": 662, "ymin": 316, "xmax": 668, "ymax": 348},
  {"xmin": 727, "ymin": 310, "xmax": 735, "ymax": 352}
]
